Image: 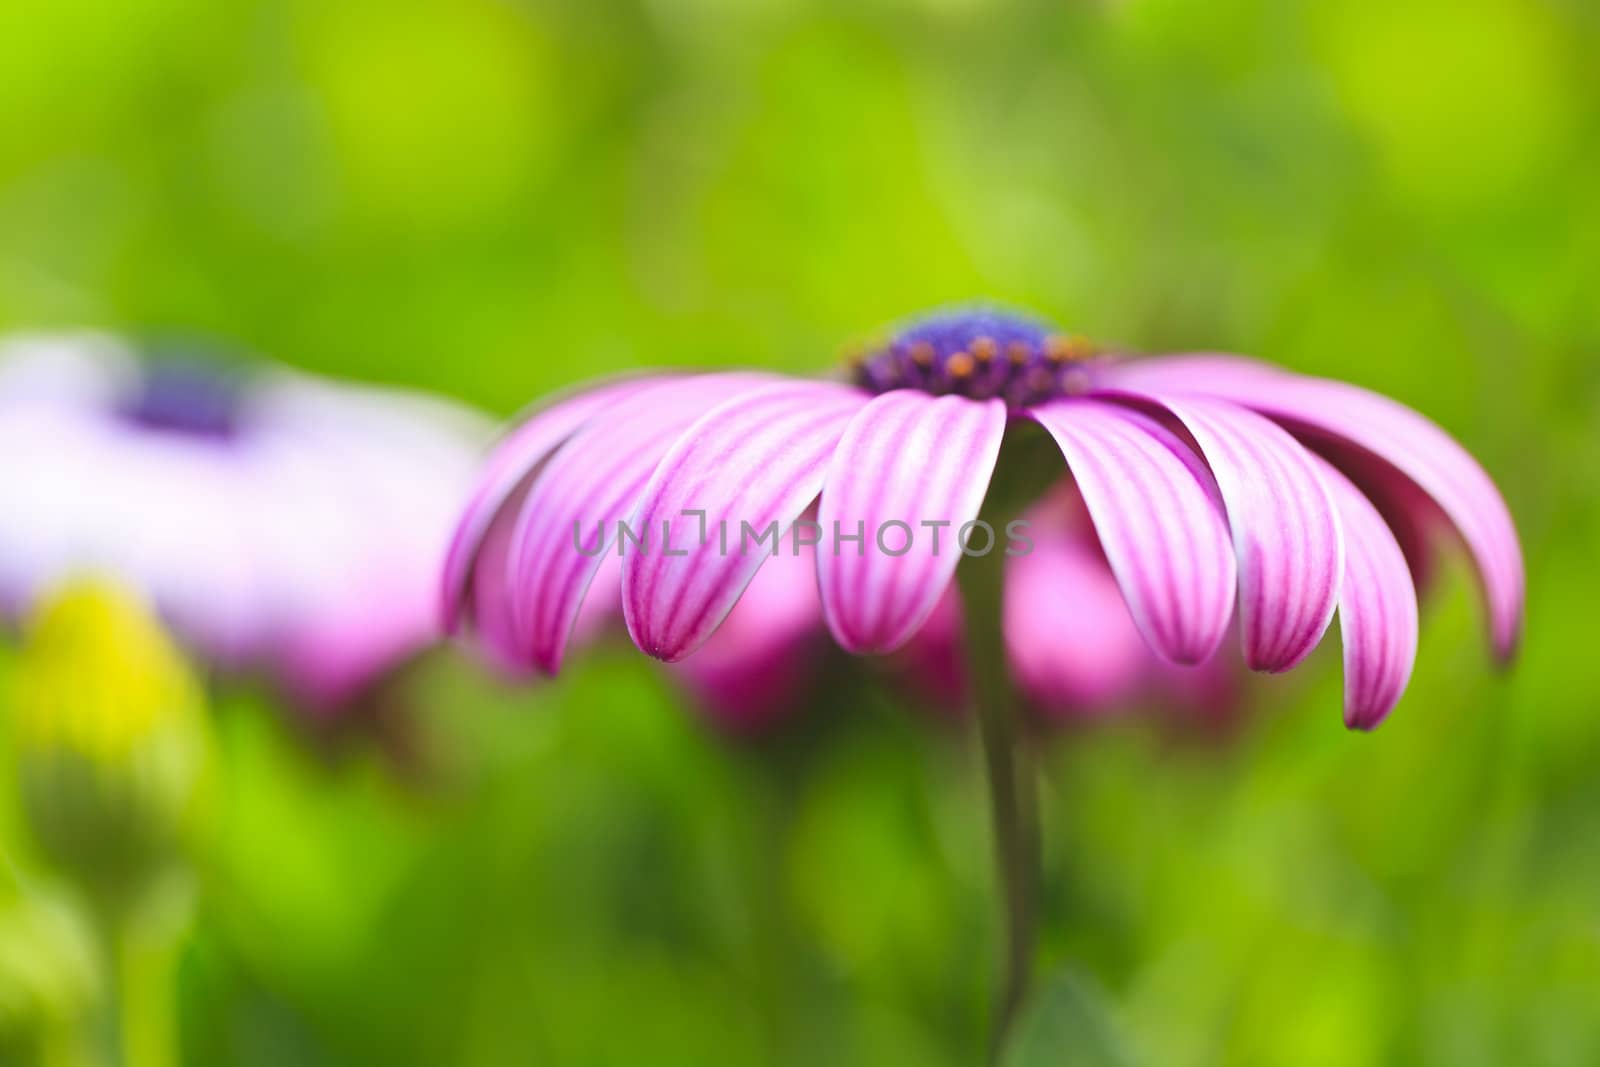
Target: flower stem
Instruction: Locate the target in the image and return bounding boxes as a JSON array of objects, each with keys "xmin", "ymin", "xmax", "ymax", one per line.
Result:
[
  {"xmin": 115, "ymin": 915, "xmax": 179, "ymax": 1067},
  {"xmin": 958, "ymin": 535, "xmax": 1040, "ymax": 1063},
  {"xmin": 94, "ymin": 890, "xmax": 183, "ymax": 1067}
]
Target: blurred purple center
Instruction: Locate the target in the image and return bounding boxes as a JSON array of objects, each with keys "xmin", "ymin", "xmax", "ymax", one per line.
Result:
[
  {"xmin": 119, "ymin": 359, "xmax": 245, "ymax": 440},
  {"xmin": 851, "ymin": 309, "xmax": 1106, "ymax": 408}
]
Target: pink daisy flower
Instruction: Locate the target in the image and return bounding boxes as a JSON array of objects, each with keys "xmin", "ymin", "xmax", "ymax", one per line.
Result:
[
  {"xmin": 0, "ymin": 332, "xmax": 490, "ymax": 711},
  {"xmin": 443, "ymin": 307, "xmax": 1522, "ymax": 731},
  {"xmin": 441, "ymin": 304, "xmax": 1523, "ymax": 1046}
]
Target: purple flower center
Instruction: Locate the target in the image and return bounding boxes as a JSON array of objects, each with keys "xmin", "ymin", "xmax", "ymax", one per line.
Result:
[
  {"xmin": 850, "ymin": 309, "xmax": 1106, "ymax": 408},
  {"xmin": 119, "ymin": 358, "xmax": 245, "ymax": 440}
]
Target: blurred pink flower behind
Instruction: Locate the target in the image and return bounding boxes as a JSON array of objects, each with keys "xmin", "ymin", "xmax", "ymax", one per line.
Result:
[
  {"xmin": 0, "ymin": 332, "xmax": 490, "ymax": 711},
  {"xmin": 997, "ymin": 488, "xmax": 1240, "ymax": 725}
]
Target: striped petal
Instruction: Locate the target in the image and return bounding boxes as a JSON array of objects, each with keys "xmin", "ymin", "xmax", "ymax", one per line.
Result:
[
  {"xmin": 623, "ymin": 381, "xmax": 868, "ymax": 662},
  {"xmin": 1136, "ymin": 394, "xmax": 1344, "ymax": 673},
  {"xmin": 1314, "ymin": 456, "xmax": 1418, "ymax": 730},
  {"xmin": 506, "ymin": 373, "xmax": 770, "ymax": 673},
  {"xmin": 466, "ymin": 492, "xmax": 535, "ymax": 673},
  {"xmin": 441, "ymin": 376, "xmax": 656, "ymax": 634},
  {"xmin": 1027, "ymin": 399, "xmax": 1235, "ymax": 665},
  {"xmin": 1106, "ymin": 355, "xmax": 1523, "ymax": 661},
  {"xmin": 816, "ymin": 392, "xmax": 1006, "ymax": 654}
]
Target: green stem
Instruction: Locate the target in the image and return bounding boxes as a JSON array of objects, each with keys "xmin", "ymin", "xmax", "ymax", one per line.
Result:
[
  {"xmin": 959, "ymin": 539, "xmax": 1040, "ymax": 1064},
  {"xmin": 959, "ymin": 424, "xmax": 1060, "ymax": 1063},
  {"xmin": 115, "ymin": 914, "xmax": 179, "ymax": 1067},
  {"xmin": 94, "ymin": 893, "xmax": 182, "ymax": 1067}
]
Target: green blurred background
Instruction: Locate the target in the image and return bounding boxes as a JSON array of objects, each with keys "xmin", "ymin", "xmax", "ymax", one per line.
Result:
[{"xmin": 2, "ymin": 0, "xmax": 1598, "ymax": 1063}]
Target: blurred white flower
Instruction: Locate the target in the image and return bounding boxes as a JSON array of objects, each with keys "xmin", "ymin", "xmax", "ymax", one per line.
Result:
[{"xmin": 0, "ymin": 332, "xmax": 491, "ymax": 711}]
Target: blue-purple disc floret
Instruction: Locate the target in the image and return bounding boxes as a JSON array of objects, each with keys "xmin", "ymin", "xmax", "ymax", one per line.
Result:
[
  {"xmin": 118, "ymin": 356, "xmax": 246, "ymax": 441},
  {"xmin": 851, "ymin": 308, "xmax": 1103, "ymax": 409}
]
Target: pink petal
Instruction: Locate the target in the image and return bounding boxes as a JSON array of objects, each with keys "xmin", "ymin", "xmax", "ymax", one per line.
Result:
[
  {"xmin": 1313, "ymin": 457, "xmax": 1418, "ymax": 730},
  {"xmin": 1005, "ymin": 517, "xmax": 1150, "ymax": 719},
  {"xmin": 1316, "ymin": 445, "xmax": 1444, "ymax": 596},
  {"xmin": 441, "ymin": 376, "xmax": 658, "ymax": 634},
  {"xmin": 464, "ymin": 493, "xmax": 533, "ymax": 674},
  {"xmin": 1104, "ymin": 354, "xmax": 1282, "ymax": 394},
  {"xmin": 506, "ymin": 373, "xmax": 772, "ymax": 673},
  {"xmin": 622, "ymin": 380, "xmax": 868, "ymax": 662},
  {"xmin": 1106, "ymin": 355, "xmax": 1523, "ymax": 661},
  {"xmin": 1027, "ymin": 399, "xmax": 1236, "ymax": 665},
  {"xmin": 571, "ymin": 551, "xmax": 623, "ymax": 650},
  {"xmin": 1128, "ymin": 394, "xmax": 1345, "ymax": 673},
  {"xmin": 487, "ymin": 531, "xmax": 623, "ymax": 675},
  {"xmin": 817, "ymin": 392, "xmax": 1007, "ymax": 654}
]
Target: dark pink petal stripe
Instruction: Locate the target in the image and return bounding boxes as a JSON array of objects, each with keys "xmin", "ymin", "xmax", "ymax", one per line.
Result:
[
  {"xmin": 816, "ymin": 392, "xmax": 1007, "ymax": 654},
  {"xmin": 1027, "ymin": 399, "xmax": 1236, "ymax": 665},
  {"xmin": 622, "ymin": 380, "xmax": 868, "ymax": 662},
  {"xmin": 1127, "ymin": 394, "xmax": 1345, "ymax": 673},
  {"xmin": 1105, "ymin": 354, "xmax": 1523, "ymax": 661},
  {"xmin": 466, "ymin": 487, "xmax": 536, "ymax": 672},
  {"xmin": 505, "ymin": 373, "xmax": 773, "ymax": 673},
  {"xmin": 440, "ymin": 376, "xmax": 657, "ymax": 634},
  {"xmin": 1313, "ymin": 456, "xmax": 1418, "ymax": 730}
]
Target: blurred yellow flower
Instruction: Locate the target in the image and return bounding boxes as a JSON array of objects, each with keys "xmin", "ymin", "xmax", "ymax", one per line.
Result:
[{"xmin": 10, "ymin": 578, "xmax": 209, "ymax": 908}]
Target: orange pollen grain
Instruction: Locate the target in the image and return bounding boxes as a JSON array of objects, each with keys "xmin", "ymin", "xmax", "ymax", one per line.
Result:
[
  {"xmin": 971, "ymin": 337, "xmax": 997, "ymax": 362},
  {"xmin": 909, "ymin": 341, "xmax": 935, "ymax": 366},
  {"xmin": 1006, "ymin": 341, "xmax": 1031, "ymax": 365},
  {"xmin": 1043, "ymin": 335, "xmax": 1071, "ymax": 362},
  {"xmin": 1044, "ymin": 334, "xmax": 1096, "ymax": 362},
  {"xmin": 946, "ymin": 352, "xmax": 976, "ymax": 378}
]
